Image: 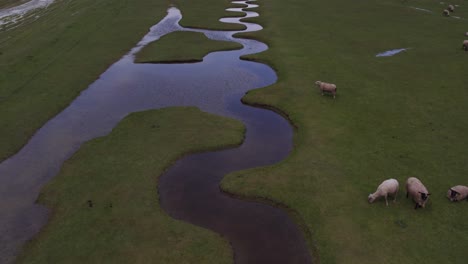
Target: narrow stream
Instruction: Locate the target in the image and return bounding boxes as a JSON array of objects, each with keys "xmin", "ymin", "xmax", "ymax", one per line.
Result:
[{"xmin": 0, "ymin": 1, "xmax": 312, "ymax": 263}]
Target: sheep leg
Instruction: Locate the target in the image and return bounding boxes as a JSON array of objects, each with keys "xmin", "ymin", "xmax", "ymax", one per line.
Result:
[
  {"xmin": 385, "ymin": 195, "xmax": 388, "ymax": 206},
  {"xmin": 414, "ymin": 203, "xmax": 419, "ymax": 210}
]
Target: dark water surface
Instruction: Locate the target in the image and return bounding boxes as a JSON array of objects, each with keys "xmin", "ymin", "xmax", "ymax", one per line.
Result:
[{"xmin": 0, "ymin": 1, "xmax": 312, "ymax": 263}]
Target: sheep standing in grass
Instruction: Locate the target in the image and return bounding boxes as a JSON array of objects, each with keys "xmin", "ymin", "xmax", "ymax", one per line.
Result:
[
  {"xmin": 406, "ymin": 177, "xmax": 431, "ymax": 209},
  {"xmin": 447, "ymin": 185, "xmax": 468, "ymax": 202},
  {"xmin": 448, "ymin": 4, "xmax": 455, "ymax": 12},
  {"xmin": 443, "ymin": 9, "xmax": 450, "ymax": 16},
  {"xmin": 463, "ymin": 40, "xmax": 468, "ymax": 51},
  {"xmin": 315, "ymin": 81, "xmax": 337, "ymax": 98},
  {"xmin": 368, "ymin": 179, "xmax": 399, "ymax": 206}
]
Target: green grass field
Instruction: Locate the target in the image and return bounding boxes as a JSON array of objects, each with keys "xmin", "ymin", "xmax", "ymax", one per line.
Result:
[
  {"xmin": 174, "ymin": 0, "xmax": 246, "ymax": 30},
  {"xmin": 0, "ymin": 0, "xmax": 167, "ymax": 161},
  {"xmin": 0, "ymin": 0, "xmax": 242, "ymax": 162},
  {"xmin": 135, "ymin": 31, "xmax": 242, "ymax": 63},
  {"xmin": 16, "ymin": 107, "xmax": 244, "ymax": 264},
  {"xmin": 5, "ymin": 0, "xmax": 468, "ymax": 263},
  {"xmin": 222, "ymin": 0, "xmax": 468, "ymax": 263},
  {"xmin": 0, "ymin": 0, "xmax": 28, "ymax": 9},
  {"xmin": 1, "ymin": 0, "xmax": 248, "ymax": 263}
]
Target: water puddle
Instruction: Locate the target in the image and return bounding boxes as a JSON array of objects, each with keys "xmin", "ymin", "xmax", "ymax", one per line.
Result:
[
  {"xmin": 0, "ymin": 0, "xmax": 54, "ymax": 26},
  {"xmin": 376, "ymin": 48, "xmax": 409, "ymax": 57},
  {"xmin": 409, "ymin": 7, "xmax": 433, "ymax": 13},
  {"xmin": 0, "ymin": 1, "xmax": 312, "ymax": 263}
]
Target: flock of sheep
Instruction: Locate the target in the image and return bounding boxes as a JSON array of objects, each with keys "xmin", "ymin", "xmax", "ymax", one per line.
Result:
[
  {"xmin": 315, "ymin": 5, "xmax": 467, "ymax": 209},
  {"xmin": 442, "ymin": 4, "xmax": 468, "ymax": 51},
  {"xmin": 368, "ymin": 178, "xmax": 468, "ymax": 209},
  {"xmin": 443, "ymin": 4, "xmax": 455, "ymax": 16}
]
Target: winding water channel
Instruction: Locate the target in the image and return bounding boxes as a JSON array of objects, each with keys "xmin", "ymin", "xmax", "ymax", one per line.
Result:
[{"xmin": 0, "ymin": 1, "xmax": 312, "ymax": 263}]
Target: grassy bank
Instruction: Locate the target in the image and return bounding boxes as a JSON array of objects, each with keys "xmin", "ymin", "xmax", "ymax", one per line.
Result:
[
  {"xmin": 175, "ymin": 0, "xmax": 246, "ymax": 30},
  {"xmin": 135, "ymin": 31, "xmax": 242, "ymax": 63},
  {"xmin": 17, "ymin": 107, "xmax": 244, "ymax": 264},
  {"xmin": 0, "ymin": 0, "xmax": 27, "ymax": 9},
  {"xmin": 221, "ymin": 0, "xmax": 468, "ymax": 263},
  {"xmin": 2, "ymin": 0, "xmax": 250, "ymax": 262},
  {"xmin": 7, "ymin": 0, "xmax": 468, "ymax": 263},
  {"xmin": 0, "ymin": 0, "xmax": 168, "ymax": 161},
  {"xmin": 0, "ymin": 0, "xmax": 242, "ymax": 162}
]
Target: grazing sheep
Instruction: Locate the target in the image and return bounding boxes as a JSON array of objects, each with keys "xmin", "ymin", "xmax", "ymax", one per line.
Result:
[
  {"xmin": 463, "ymin": 40, "xmax": 468, "ymax": 51},
  {"xmin": 447, "ymin": 185, "xmax": 468, "ymax": 202},
  {"xmin": 368, "ymin": 178, "xmax": 399, "ymax": 206},
  {"xmin": 406, "ymin": 177, "xmax": 431, "ymax": 209},
  {"xmin": 443, "ymin": 9, "xmax": 450, "ymax": 16},
  {"xmin": 448, "ymin": 4, "xmax": 455, "ymax": 12},
  {"xmin": 315, "ymin": 81, "xmax": 337, "ymax": 98}
]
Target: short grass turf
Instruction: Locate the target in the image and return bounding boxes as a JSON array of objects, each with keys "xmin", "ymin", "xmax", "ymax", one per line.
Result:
[
  {"xmin": 175, "ymin": 0, "xmax": 247, "ymax": 30},
  {"xmin": 0, "ymin": 0, "xmax": 168, "ymax": 162},
  {"xmin": 0, "ymin": 0, "xmax": 28, "ymax": 9},
  {"xmin": 0, "ymin": 0, "xmax": 243, "ymax": 163},
  {"xmin": 221, "ymin": 0, "xmax": 468, "ymax": 263},
  {"xmin": 16, "ymin": 107, "xmax": 244, "ymax": 264},
  {"xmin": 135, "ymin": 31, "xmax": 242, "ymax": 63}
]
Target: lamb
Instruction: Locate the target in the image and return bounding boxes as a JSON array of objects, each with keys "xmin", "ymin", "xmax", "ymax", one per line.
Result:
[
  {"xmin": 315, "ymin": 81, "xmax": 337, "ymax": 98},
  {"xmin": 368, "ymin": 178, "xmax": 399, "ymax": 206},
  {"xmin": 447, "ymin": 185, "xmax": 468, "ymax": 202},
  {"xmin": 406, "ymin": 177, "xmax": 431, "ymax": 209},
  {"xmin": 448, "ymin": 4, "xmax": 455, "ymax": 12},
  {"xmin": 463, "ymin": 40, "xmax": 468, "ymax": 51}
]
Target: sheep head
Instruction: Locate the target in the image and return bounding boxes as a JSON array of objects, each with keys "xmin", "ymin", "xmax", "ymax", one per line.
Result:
[
  {"xmin": 418, "ymin": 192, "xmax": 430, "ymax": 208},
  {"xmin": 419, "ymin": 192, "xmax": 430, "ymax": 201},
  {"xmin": 449, "ymin": 189, "xmax": 461, "ymax": 201}
]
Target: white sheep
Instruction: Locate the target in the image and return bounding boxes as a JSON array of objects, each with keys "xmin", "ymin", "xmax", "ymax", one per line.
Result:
[
  {"xmin": 465, "ymin": 32, "xmax": 468, "ymax": 37},
  {"xmin": 448, "ymin": 4, "xmax": 455, "ymax": 12},
  {"xmin": 463, "ymin": 40, "xmax": 468, "ymax": 51},
  {"xmin": 406, "ymin": 177, "xmax": 431, "ymax": 209},
  {"xmin": 368, "ymin": 179, "xmax": 399, "ymax": 206},
  {"xmin": 447, "ymin": 185, "xmax": 468, "ymax": 202},
  {"xmin": 315, "ymin": 81, "xmax": 337, "ymax": 98},
  {"xmin": 443, "ymin": 9, "xmax": 450, "ymax": 16}
]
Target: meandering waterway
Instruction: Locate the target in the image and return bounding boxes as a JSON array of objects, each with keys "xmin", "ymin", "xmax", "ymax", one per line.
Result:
[{"xmin": 0, "ymin": 1, "xmax": 312, "ymax": 263}]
